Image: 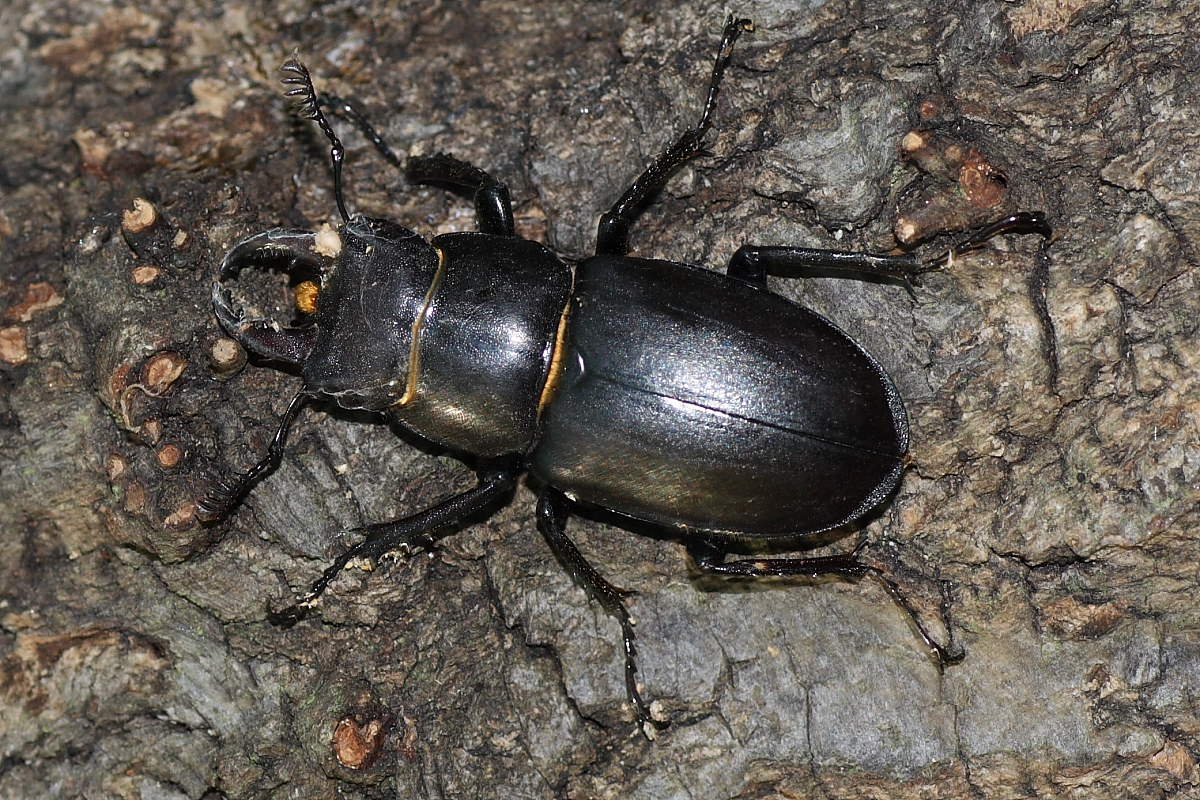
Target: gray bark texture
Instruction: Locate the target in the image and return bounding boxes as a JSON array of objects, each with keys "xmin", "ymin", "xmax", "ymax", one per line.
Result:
[{"xmin": 2, "ymin": 0, "xmax": 1198, "ymax": 797}]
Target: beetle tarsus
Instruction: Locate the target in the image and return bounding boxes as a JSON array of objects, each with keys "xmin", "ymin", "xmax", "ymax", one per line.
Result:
[
  {"xmin": 196, "ymin": 474, "xmax": 246, "ymax": 522},
  {"xmin": 536, "ymin": 488, "xmax": 666, "ymax": 733},
  {"xmin": 923, "ymin": 210, "xmax": 1052, "ymax": 270},
  {"xmin": 864, "ymin": 569, "xmax": 964, "ymax": 668},
  {"xmin": 727, "ymin": 211, "xmax": 1052, "ymax": 288},
  {"xmin": 267, "ymin": 597, "xmax": 316, "ymax": 629},
  {"xmin": 689, "ymin": 540, "xmax": 964, "ymax": 668}
]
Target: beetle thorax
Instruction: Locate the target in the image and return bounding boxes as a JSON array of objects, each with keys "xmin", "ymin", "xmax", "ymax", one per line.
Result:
[{"xmin": 382, "ymin": 231, "xmax": 573, "ymax": 459}]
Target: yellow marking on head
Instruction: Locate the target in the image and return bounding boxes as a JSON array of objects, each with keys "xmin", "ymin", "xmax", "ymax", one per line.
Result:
[
  {"xmin": 394, "ymin": 246, "xmax": 447, "ymax": 407},
  {"xmin": 295, "ymin": 280, "xmax": 319, "ymax": 314}
]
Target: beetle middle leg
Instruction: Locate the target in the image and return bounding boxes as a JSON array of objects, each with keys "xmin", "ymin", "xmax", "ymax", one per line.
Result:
[
  {"xmin": 269, "ymin": 463, "xmax": 519, "ymax": 627},
  {"xmin": 596, "ymin": 15, "xmax": 753, "ymax": 256},
  {"xmin": 536, "ymin": 487, "xmax": 666, "ymax": 735},
  {"xmin": 727, "ymin": 211, "xmax": 1052, "ymax": 286},
  {"xmin": 688, "ymin": 539, "xmax": 964, "ymax": 667}
]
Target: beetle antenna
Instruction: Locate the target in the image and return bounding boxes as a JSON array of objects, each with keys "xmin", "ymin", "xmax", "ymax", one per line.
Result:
[{"xmin": 281, "ymin": 58, "xmax": 351, "ymax": 223}]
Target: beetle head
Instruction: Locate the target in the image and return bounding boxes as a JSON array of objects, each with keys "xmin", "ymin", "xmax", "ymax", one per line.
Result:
[{"xmin": 214, "ymin": 215, "xmax": 440, "ymax": 410}]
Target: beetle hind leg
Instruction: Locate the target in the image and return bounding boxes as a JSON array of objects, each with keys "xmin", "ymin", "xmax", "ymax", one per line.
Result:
[
  {"xmin": 536, "ymin": 489, "xmax": 666, "ymax": 736},
  {"xmin": 688, "ymin": 539, "xmax": 964, "ymax": 668}
]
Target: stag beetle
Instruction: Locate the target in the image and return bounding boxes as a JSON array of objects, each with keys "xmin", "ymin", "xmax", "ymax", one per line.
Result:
[{"xmin": 201, "ymin": 17, "xmax": 1051, "ymax": 735}]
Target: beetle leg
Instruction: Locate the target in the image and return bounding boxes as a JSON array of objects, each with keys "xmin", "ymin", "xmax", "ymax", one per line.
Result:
[
  {"xmin": 688, "ymin": 540, "xmax": 965, "ymax": 668},
  {"xmin": 924, "ymin": 210, "xmax": 1051, "ymax": 269},
  {"xmin": 317, "ymin": 95, "xmax": 518, "ymax": 238},
  {"xmin": 267, "ymin": 464, "xmax": 518, "ymax": 627},
  {"xmin": 319, "ymin": 92, "xmax": 406, "ymax": 171},
  {"xmin": 596, "ymin": 15, "xmax": 753, "ymax": 256},
  {"xmin": 198, "ymin": 390, "xmax": 311, "ymax": 522},
  {"xmin": 727, "ymin": 210, "xmax": 1052, "ymax": 287},
  {"xmin": 536, "ymin": 488, "xmax": 667, "ymax": 736},
  {"xmin": 406, "ymin": 152, "xmax": 515, "ymax": 237},
  {"xmin": 727, "ymin": 246, "xmax": 923, "ymax": 287}
]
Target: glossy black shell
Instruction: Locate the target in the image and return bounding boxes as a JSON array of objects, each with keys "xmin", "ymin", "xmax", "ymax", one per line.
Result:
[
  {"xmin": 388, "ymin": 231, "xmax": 572, "ymax": 457},
  {"xmin": 530, "ymin": 255, "xmax": 908, "ymax": 537},
  {"xmin": 303, "ymin": 219, "xmax": 439, "ymax": 410}
]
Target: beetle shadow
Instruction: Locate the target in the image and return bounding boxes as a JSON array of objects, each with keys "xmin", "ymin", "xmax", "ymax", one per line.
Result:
[
  {"xmin": 299, "ymin": 396, "xmax": 470, "ymax": 483},
  {"xmin": 284, "ymin": 400, "xmax": 517, "ymax": 549}
]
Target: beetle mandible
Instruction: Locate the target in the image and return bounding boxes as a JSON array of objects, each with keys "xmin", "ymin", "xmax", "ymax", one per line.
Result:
[{"xmin": 200, "ymin": 17, "xmax": 1051, "ymax": 735}]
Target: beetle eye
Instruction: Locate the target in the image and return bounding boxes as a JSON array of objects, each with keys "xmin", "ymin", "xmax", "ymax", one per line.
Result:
[{"xmin": 295, "ymin": 281, "xmax": 319, "ymax": 314}]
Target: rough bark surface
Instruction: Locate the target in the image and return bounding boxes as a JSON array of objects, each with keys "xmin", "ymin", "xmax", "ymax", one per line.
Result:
[{"xmin": 2, "ymin": 0, "xmax": 1198, "ymax": 797}]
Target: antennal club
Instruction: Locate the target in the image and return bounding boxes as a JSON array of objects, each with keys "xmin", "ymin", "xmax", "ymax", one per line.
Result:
[{"xmin": 281, "ymin": 58, "xmax": 351, "ymax": 222}]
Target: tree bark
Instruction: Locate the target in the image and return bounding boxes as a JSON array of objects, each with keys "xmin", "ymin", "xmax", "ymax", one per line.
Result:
[{"xmin": 2, "ymin": 0, "xmax": 1198, "ymax": 797}]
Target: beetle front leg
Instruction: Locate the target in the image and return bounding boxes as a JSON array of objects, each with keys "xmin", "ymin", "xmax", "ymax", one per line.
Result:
[
  {"xmin": 406, "ymin": 152, "xmax": 515, "ymax": 237},
  {"xmin": 318, "ymin": 93, "xmax": 515, "ymax": 237},
  {"xmin": 320, "ymin": 92, "xmax": 406, "ymax": 171},
  {"xmin": 198, "ymin": 390, "xmax": 310, "ymax": 522},
  {"xmin": 536, "ymin": 488, "xmax": 667, "ymax": 736},
  {"xmin": 268, "ymin": 464, "xmax": 518, "ymax": 627},
  {"xmin": 688, "ymin": 539, "xmax": 965, "ymax": 668}
]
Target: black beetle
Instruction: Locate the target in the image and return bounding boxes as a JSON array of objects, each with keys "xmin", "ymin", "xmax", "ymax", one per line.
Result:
[{"xmin": 200, "ymin": 17, "xmax": 1051, "ymax": 735}]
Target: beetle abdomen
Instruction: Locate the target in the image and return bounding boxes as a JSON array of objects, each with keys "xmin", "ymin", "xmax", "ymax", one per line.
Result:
[{"xmin": 530, "ymin": 256, "xmax": 908, "ymax": 537}]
